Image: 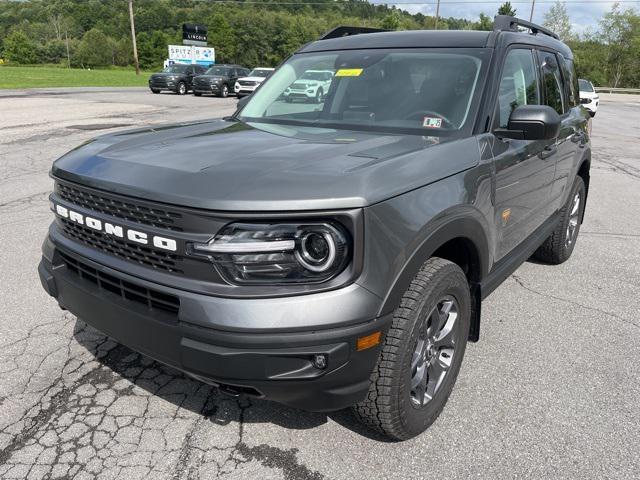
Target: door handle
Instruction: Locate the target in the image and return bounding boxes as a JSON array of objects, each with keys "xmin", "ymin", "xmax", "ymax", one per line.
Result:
[{"xmin": 539, "ymin": 145, "xmax": 557, "ymax": 160}]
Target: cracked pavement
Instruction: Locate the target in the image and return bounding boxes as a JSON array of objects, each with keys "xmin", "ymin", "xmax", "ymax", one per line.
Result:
[{"xmin": 1, "ymin": 88, "xmax": 639, "ymax": 479}]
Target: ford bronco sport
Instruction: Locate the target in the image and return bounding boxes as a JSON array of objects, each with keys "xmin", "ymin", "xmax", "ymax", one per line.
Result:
[{"xmin": 39, "ymin": 16, "xmax": 591, "ymax": 440}]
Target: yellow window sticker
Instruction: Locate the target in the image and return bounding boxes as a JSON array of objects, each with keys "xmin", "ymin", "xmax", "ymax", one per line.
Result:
[{"xmin": 335, "ymin": 68, "xmax": 363, "ymax": 77}]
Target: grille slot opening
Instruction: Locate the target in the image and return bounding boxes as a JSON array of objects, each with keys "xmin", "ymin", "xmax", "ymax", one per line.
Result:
[
  {"xmin": 59, "ymin": 218, "xmax": 184, "ymax": 274},
  {"xmin": 59, "ymin": 251, "xmax": 180, "ymax": 315},
  {"xmin": 56, "ymin": 182, "xmax": 183, "ymax": 231}
]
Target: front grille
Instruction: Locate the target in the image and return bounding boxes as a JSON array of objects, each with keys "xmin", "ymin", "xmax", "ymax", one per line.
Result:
[
  {"xmin": 60, "ymin": 251, "xmax": 180, "ymax": 315},
  {"xmin": 56, "ymin": 182, "xmax": 183, "ymax": 231},
  {"xmin": 239, "ymin": 80, "xmax": 257, "ymax": 86},
  {"xmin": 60, "ymin": 217, "xmax": 184, "ymax": 274}
]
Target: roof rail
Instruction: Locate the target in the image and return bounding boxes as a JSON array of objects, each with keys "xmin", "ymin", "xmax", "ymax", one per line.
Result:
[
  {"xmin": 320, "ymin": 26, "xmax": 388, "ymax": 41},
  {"xmin": 493, "ymin": 15, "xmax": 559, "ymax": 40}
]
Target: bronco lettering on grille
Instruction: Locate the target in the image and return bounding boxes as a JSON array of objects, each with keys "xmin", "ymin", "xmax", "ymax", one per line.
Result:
[{"xmin": 53, "ymin": 202, "xmax": 178, "ymax": 252}]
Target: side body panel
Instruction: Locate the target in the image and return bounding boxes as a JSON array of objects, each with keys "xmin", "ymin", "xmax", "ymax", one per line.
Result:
[{"xmin": 358, "ymin": 135, "xmax": 495, "ymax": 317}]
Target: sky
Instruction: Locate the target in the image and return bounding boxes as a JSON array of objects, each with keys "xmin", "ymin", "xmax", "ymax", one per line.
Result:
[{"xmin": 370, "ymin": 1, "xmax": 636, "ymax": 34}]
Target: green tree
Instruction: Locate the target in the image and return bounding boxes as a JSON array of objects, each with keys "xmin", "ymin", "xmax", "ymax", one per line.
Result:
[
  {"xmin": 543, "ymin": 1, "xmax": 572, "ymax": 41},
  {"xmin": 3, "ymin": 30, "xmax": 38, "ymax": 64},
  {"xmin": 136, "ymin": 30, "xmax": 171, "ymax": 70},
  {"xmin": 475, "ymin": 13, "xmax": 494, "ymax": 31},
  {"xmin": 381, "ymin": 11, "xmax": 401, "ymax": 31},
  {"xmin": 498, "ymin": 2, "xmax": 517, "ymax": 16},
  {"xmin": 598, "ymin": 4, "xmax": 640, "ymax": 87},
  {"xmin": 74, "ymin": 28, "xmax": 112, "ymax": 67}
]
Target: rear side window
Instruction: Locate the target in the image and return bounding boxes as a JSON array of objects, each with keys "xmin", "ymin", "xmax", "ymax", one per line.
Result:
[
  {"xmin": 560, "ymin": 56, "xmax": 579, "ymax": 107},
  {"xmin": 497, "ymin": 49, "xmax": 539, "ymax": 128},
  {"xmin": 538, "ymin": 52, "xmax": 565, "ymax": 115}
]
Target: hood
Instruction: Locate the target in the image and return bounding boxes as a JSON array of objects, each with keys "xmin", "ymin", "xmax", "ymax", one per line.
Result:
[
  {"xmin": 195, "ymin": 74, "xmax": 226, "ymax": 81},
  {"xmin": 52, "ymin": 120, "xmax": 480, "ymax": 212},
  {"xmin": 239, "ymin": 76, "xmax": 267, "ymax": 82},
  {"xmin": 151, "ymin": 72, "xmax": 182, "ymax": 78}
]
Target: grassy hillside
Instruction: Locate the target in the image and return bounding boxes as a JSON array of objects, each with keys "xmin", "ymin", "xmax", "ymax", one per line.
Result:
[{"xmin": 0, "ymin": 66, "xmax": 151, "ymax": 89}]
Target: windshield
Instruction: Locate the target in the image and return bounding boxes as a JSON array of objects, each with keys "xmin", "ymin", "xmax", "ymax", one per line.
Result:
[
  {"xmin": 239, "ymin": 49, "xmax": 487, "ymax": 135},
  {"xmin": 206, "ymin": 66, "xmax": 231, "ymax": 76},
  {"xmin": 163, "ymin": 65, "xmax": 188, "ymax": 74},
  {"xmin": 578, "ymin": 79, "xmax": 594, "ymax": 92},
  {"xmin": 250, "ymin": 69, "xmax": 272, "ymax": 78}
]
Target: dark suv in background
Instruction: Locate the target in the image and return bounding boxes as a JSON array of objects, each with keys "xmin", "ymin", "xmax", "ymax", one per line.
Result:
[
  {"xmin": 148, "ymin": 64, "xmax": 207, "ymax": 95},
  {"xmin": 39, "ymin": 17, "xmax": 590, "ymax": 440},
  {"xmin": 193, "ymin": 64, "xmax": 250, "ymax": 97}
]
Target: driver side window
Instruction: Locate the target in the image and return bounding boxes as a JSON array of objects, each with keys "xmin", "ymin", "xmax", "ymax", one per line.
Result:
[{"xmin": 497, "ymin": 49, "xmax": 540, "ymax": 129}]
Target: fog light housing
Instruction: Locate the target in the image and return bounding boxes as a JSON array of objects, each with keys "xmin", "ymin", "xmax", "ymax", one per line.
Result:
[{"xmin": 313, "ymin": 354, "xmax": 328, "ymax": 370}]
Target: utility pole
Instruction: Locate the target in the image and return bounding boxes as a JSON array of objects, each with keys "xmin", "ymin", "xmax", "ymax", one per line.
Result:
[
  {"xmin": 65, "ymin": 29, "xmax": 71, "ymax": 69},
  {"xmin": 435, "ymin": 0, "xmax": 441, "ymax": 30},
  {"xmin": 529, "ymin": 0, "xmax": 536, "ymax": 22},
  {"xmin": 128, "ymin": 0, "xmax": 140, "ymax": 75}
]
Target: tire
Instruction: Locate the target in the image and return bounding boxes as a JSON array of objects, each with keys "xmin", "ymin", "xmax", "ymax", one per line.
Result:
[
  {"xmin": 176, "ymin": 82, "xmax": 187, "ymax": 95},
  {"xmin": 533, "ymin": 176, "xmax": 586, "ymax": 265},
  {"xmin": 218, "ymin": 84, "xmax": 229, "ymax": 98},
  {"xmin": 354, "ymin": 257, "xmax": 471, "ymax": 440},
  {"xmin": 315, "ymin": 88, "xmax": 324, "ymax": 103},
  {"xmin": 194, "ymin": 92, "xmax": 202, "ymax": 97},
  {"xmin": 589, "ymin": 111, "xmax": 596, "ymax": 117},
  {"xmin": 150, "ymin": 88, "xmax": 160, "ymax": 94}
]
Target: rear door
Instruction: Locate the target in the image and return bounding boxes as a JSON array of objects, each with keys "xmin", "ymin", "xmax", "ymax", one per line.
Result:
[
  {"xmin": 547, "ymin": 52, "xmax": 587, "ymax": 213},
  {"xmin": 492, "ymin": 47, "xmax": 557, "ymax": 259}
]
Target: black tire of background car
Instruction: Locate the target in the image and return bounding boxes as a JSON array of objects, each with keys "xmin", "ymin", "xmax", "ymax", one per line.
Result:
[
  {"xmin": 353, "ymin": 257, "xmax": 470, "ymax": 440},
  {"xmin": 219, "ymin": 84, "xmax": 229, "ymax": 98},
  {"xmin": 533, "ymin": 176, "xmax": 586, "ymax": 265},
  {"xmin": 194, "ymin": 92, "xmax": 202, "ymax": 96},
  {"xmin": 150, "ymin": 88, "xmax": 160, "ymax": 94},
  {"xmin": 177, "ymin": 82, "xmax": 187, "ymax": 95},
  {"xmin": 316, "ymin": 88, "xmax": 324, "ymax": 103}
]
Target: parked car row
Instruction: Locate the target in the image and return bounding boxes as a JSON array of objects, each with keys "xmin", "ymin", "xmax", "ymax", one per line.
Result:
[{"xmin": 148, "ymin": 64, "xmax": 274, "ymax": 98}]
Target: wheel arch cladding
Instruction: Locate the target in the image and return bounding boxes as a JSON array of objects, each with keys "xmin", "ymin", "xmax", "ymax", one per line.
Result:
[
  {"xmin": 377, "ymin": 215, "xmax": 490, "ymax": 342},
  {"xmin": 577, "ymin": 155, "xmax": 591, "ymax": 222}
]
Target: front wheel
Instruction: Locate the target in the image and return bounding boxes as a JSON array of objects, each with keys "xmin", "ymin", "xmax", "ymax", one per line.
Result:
[
  {"xmin": 533, "ymin": 176, "xmax": 586, "ymax": 264},
  {"xmin": 315, "ymin": 88, "xmax": 324, "ymax": 103},
  {"xmin": 193, "ymin": 92, "xmax": 202, "ymax": 97},
  {"xmin": 354, "ymin": 257, "xmax": 470, "ymax": 440},
  {"xmin": 176, "ymin": 82, "xmax": 187, "ymax": 95},
  {"xmin": 218, "ymin": 84, "xmax": 229, "ymax": 98},
  {"xmin": 150, "ymin": 88, "xmax": 160, "ymax": 94}
]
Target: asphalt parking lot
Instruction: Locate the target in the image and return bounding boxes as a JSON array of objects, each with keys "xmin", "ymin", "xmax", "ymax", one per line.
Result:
[{"xmin": 0, "ymin": 87, "xmax": 638, "ymax": 480}]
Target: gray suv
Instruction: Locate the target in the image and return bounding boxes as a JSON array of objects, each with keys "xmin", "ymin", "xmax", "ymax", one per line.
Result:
[{"xmin": 38, "ymin": 16, "xmax": 590, "ymax": 440}]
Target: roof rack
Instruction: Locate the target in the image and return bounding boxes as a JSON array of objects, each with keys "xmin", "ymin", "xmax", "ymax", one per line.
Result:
[
  {"xmin": 493, "ymin": 15, "xmax": 559, "ymax": 40},
  {"xmin": 320, "ymin": 26, "xmax": 388, "ymax": 41}
]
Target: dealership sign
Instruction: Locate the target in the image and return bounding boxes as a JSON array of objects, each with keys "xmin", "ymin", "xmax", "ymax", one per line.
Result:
[
  {"xmin": 182, "ymin": 23, "xmax": 207, "ymax": 46},
  {"xmin": 168, "ymin": 45, "xmax": 215, "ymax": 66}
]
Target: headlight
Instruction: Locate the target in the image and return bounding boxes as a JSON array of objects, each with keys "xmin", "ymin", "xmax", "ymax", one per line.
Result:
[{"xmin": 187, "ymin": 222, "xmax": 350, "ymax": 285}]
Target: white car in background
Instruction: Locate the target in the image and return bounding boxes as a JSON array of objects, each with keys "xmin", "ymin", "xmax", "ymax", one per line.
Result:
[
  {"xmin": 283, "ymin": 70, "xmax": 334, "ymax": 103},
  {"xmin": 579, "ymin": 79, "xmax": 599, "ymax": 117},
  {"xmin": 234, "ymin": 68, "xmax": 275, "ymax": 98}
]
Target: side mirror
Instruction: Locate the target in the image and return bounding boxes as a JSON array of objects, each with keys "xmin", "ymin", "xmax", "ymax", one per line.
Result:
[{"xmin": 495, "ymin": 105, "xmax": 561, "ymax": 141}]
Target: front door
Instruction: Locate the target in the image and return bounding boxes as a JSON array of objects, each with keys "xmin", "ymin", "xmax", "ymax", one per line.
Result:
[{"xmin": 492, "ymin": 48, "xmax": 557, "ymax": 260}]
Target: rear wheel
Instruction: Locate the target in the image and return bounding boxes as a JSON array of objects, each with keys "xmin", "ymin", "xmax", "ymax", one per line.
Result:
[
  {"xmin": 354, "ymin": 257, "xmax": 470, "ymax": 440},
  {"xmin": 534, "ymin": 176, "xmax": 586, "ymax": 264}
]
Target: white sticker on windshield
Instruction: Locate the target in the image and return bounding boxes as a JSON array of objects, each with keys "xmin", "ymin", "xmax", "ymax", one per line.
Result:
[{"xmin": 422, "ymin": 117, "xmax": 443, "ymax": 129}]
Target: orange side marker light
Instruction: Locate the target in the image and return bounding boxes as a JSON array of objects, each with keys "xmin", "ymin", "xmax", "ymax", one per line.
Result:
[{"xmin": 357, "ymin": 331, "xmax": 382, "ymax": 351}]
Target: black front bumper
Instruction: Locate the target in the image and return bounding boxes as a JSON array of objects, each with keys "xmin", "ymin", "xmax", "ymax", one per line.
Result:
[{"xmin": 39, "ymin": 237, "xmax": 389, "ymax": 412}]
